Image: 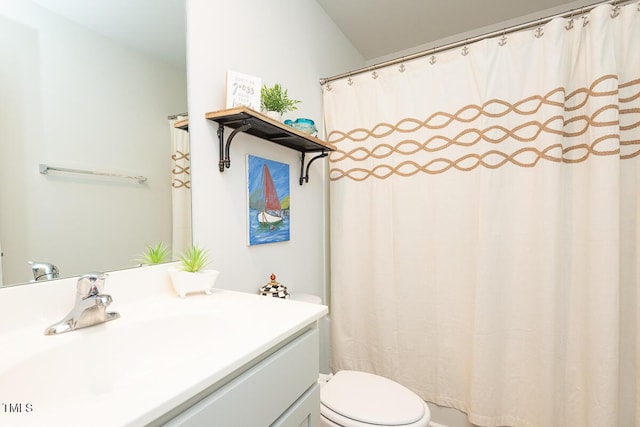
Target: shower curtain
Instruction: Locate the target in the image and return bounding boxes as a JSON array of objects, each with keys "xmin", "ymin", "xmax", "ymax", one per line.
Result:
[
  {"xmin": 169, "ymin": 117, "xmax": 192, "ymax": 256},
  {"xmin": 324, "ymin": 3, "xmax": 639, "ymax": 426}
]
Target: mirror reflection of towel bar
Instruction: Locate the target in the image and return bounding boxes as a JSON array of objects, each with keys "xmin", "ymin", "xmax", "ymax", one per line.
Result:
[{"xmin": 39, "ymin": 164, "xmax": 147, "ymax": 184}]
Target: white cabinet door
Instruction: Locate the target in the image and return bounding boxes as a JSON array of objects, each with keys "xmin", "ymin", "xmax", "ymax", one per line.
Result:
[
  {"xmin": 272, "ymin": 383, "xmax": 320, "ymax": 427},
  {"xmin": 162, "ymin": 328, "xmax": 319, "ymax": 426}
]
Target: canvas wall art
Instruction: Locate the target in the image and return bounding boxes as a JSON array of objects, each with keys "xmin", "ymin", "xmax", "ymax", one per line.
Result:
[{"xmin": 247, "ymin": 155, "xmax": 290, "ymax": 245}]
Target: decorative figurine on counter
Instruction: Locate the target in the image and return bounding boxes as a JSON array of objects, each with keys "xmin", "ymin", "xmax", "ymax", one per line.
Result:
[{"xmin": 259, "ymin": 273, "xmax": 289, "ymax": 299}]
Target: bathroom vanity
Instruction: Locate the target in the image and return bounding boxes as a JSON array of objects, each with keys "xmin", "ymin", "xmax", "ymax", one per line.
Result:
[
  {"xmin": 159, "ymin": 326, "xmax": 320, "ymax": 426},
  {"xmin": 0, "ymin": 265, "xmax": 327, "ymax": 426}
]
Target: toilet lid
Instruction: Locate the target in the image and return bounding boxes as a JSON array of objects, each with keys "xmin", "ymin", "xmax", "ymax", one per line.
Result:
[{"xmin": 321, "ymin": 370, "xmax": 425, "ymax": 426}]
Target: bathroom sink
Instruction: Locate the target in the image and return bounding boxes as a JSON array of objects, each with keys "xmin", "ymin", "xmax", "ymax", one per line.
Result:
[
  {"xmin": 0, "ymin": 267, "xmax": 327, "ymax": 427},
  {"xmin": 0, "ymin": 311, "xmax": 226, "ymax": 414}
]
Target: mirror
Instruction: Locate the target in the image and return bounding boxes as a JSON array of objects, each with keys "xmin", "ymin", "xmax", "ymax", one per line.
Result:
[{"xmin": 0, "ymin": 0, "xmax": 188, "ymax": 287}]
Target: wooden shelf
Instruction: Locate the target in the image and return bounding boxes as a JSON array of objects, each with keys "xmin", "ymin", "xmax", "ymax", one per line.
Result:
[
  {"xmin": 205, "ymin": 107, "xmax": 334, "ymax": 152},
  {"xmin": 205, "ymin": 107, "xmax": 335, "ymax": 185}
]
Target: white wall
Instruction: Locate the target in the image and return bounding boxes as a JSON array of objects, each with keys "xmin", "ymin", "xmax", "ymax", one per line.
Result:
[
  {"xmin": 0, "ymin": 1, "xmax": 187, "ymax": 285},
  {"xmin": 185, "ymin": 0, "xmax": 363, "ymax": 373}
]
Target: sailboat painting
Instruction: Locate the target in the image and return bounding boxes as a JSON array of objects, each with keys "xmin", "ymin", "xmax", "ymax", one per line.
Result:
[{"xmin": 247, "ymin": 155, "xmax": 290, "ymax": 245}]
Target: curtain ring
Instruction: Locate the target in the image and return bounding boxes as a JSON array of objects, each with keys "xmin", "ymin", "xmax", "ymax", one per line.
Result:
[
  {"xmin": 326, "ymin": 82, "xmax": 332, "ymax": 92},
  {"xmin": 498, "ymin": 29, "xmax": 507, "ymax": 46},
  {"xmin": 399, "ymin": 57, "xmax": 406, "ymax": 72},
  {"xmin": 461, "ymin": 40, "xmax": 469, "ymax": 56},
  {"xmin": 565, "ymin": 9, "xmax": 575, "ymax": 30},
  {"xmin": 582, "ymin": 7, "xmax": 589, "ymax": 26},
  {"xmin": 611, "ymin": 0, "xmax": 621, "ymax": 18},
  {"xmin": 371, "ymin": 67, "xmax": 379, "ymax": 80},
  {"xmin": 534, "ymin": 26, "xmax": 544, "ymax": 38},
  {"xmin": 429, "ymin": 48, "xmax": 437, "ymax": 64},
  {"xmin": 347, "ymin": 74, "xmax": 353, "ymax": 86}
]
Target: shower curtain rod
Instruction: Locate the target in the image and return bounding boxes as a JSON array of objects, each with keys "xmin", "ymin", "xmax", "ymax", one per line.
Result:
[{"xmin": 319, "ymin": 0, "xmax": 631, "ymax": 85}]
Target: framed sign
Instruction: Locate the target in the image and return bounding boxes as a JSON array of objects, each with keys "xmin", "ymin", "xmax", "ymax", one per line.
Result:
[{"xmin": 225, "ymin": 70, "xmax": 261, "ymax": 111}]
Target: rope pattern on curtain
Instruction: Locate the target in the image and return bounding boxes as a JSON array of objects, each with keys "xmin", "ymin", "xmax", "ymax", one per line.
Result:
[
  {"xmin": 171, "ymin": 150, "xmax": 191, "ymax": 189},
  {"xmin": 327, "ymin": 75, "xmax": 639, "ymax": 180}
]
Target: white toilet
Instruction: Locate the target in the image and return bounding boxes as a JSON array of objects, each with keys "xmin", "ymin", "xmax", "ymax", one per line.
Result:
[
  {"xmin": 320, "ymin": 370, "xmax": 431, "ymax": 427},
  {"xmin": 288, "ymin": 294, "xmax": 431, "ymax": 427}
]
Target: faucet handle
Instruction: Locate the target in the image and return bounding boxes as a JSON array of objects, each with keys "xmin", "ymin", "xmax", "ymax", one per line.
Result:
[{"xmin": 76, "ymin": 272, "xmax": 108, "ymax": 297}]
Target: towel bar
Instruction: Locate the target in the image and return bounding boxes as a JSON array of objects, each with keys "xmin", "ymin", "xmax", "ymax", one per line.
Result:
[{"xmin": 39, "ymin": 164, "xmax": 147, "ymax": 184}]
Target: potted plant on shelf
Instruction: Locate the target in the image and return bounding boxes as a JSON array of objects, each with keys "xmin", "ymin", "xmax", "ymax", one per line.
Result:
[
  {"xmin": 137, "ymin": 242, "xmax": 171, "ymax": 265},
  {"xmin": 167, "ymin": 244, "xmax": 220, "ymax": 298},
  {"xmin": 260, "ymin": 83, "xmax": 300, "ymax": 121}
]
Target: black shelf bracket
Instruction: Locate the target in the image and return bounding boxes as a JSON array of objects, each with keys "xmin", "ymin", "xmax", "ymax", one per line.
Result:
[
  {"xmin": 209, "ymin": 109, "xmax": 334, "ymax": 185},
  {"xmin": 299, "ymin": 151, "xmax": 328, "ymax": 185},
  {"xmin": 218, "ymin": 121, "xmax": 252, "ymax": 172}
]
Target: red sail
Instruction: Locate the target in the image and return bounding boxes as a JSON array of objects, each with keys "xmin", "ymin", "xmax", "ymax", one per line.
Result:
[{"xmin": 263, "ymin": 164, "xmax": 281, "ymax": 211}]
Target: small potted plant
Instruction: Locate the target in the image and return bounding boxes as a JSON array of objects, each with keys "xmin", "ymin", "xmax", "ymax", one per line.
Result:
[
  {"xmin": 167, "ymin": 244, "xmax": 220, "ymax": 298},
  {"xmin": 137, "ymin": 242, "xmax": 171, "ymax": 265},
  {"xmin": 260, "ymin": 83, "xmax": 300, "ymax": 121}
]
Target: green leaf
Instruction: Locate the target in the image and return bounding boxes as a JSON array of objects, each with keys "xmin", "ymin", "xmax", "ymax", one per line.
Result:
[
  {"xmin": 178, "ymin": 245, "xmax": 209, "ymax": 272},
  {"xmin": 260, "ymin": 83, "xmax": 301, "ymax": 114},
  {"xmin": 137, "ymin": 242, "xmax": 171, "ymax": 265}
]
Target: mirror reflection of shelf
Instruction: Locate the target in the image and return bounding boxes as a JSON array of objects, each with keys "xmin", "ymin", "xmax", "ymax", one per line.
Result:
[
  {"xmin": 174, "ymin": 119, "xmax": 189, "ymax": 131},
  {"xmin": 205, "ymin": 107, "xmax": 335, "ymax": 185}
]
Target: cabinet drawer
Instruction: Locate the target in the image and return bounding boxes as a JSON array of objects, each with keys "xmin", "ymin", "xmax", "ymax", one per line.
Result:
[{"xmin": 163, "ymin": 327, "xmax": 319, "ymax": 426}]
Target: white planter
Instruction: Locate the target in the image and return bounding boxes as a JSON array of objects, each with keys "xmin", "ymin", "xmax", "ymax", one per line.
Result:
[
  {"xmin": 168, "ymin": 268, "xmax": 220, "ymax": 298},
  {"xmin": 263, "ymin": 110, "xmax": 282, "ymax": 121}
]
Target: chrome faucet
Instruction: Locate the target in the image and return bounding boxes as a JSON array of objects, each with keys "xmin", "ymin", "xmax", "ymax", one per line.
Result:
[
  {"xmin": 44, "ymin": 273, "xmax": 120, "ymax": 335},
  {"xmin": 29, "ymin": 261, "xmax": 59, "ymax": 281}
]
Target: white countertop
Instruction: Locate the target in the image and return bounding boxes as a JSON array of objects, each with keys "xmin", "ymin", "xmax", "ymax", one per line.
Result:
[{"xmin": 0, "ymin": 265, "xmax": 327, "ymax": 427}]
